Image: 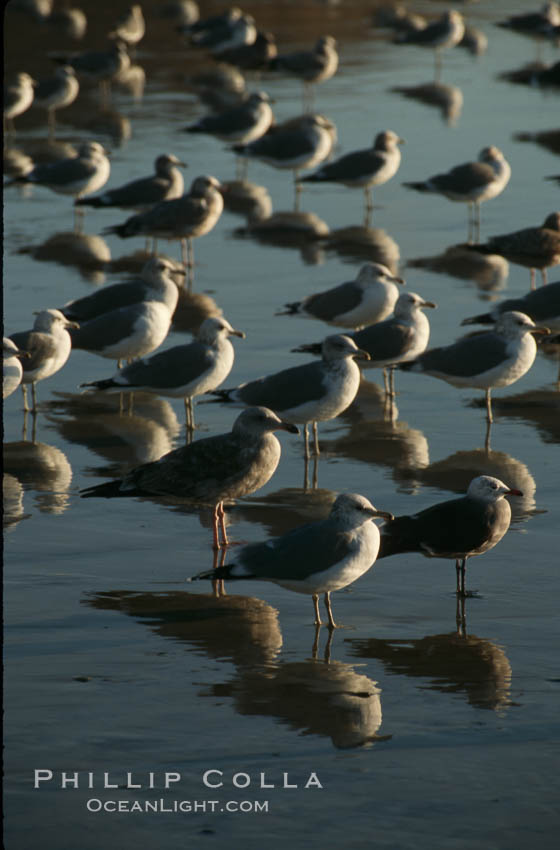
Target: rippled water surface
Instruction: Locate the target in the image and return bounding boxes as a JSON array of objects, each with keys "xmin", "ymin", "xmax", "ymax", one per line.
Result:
[{"xmin": 3, "ymin": 1, "xmax": 560, "ymax": 848}]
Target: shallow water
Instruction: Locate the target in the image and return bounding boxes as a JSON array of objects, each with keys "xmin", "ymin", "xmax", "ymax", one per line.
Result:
[{"xmin": 3, "ymin": 1, "xmax": 560, "ymax": 848}]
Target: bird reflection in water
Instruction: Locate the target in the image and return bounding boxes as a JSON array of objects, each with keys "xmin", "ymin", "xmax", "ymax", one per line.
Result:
[
  {"xmin": 322, "ymin": 225, "xmax": 400, "ymax": 274},
  {"xmin": 235, "ymin": 206, "xmax": 330, "ymax": 266},
  {"xmin": 83, "ymin": 589, "xmax": 390, "ymax": 749},
  {"xmin": 346, "ymin": 598, "xmax": 513, "ymax": 713},
  {"xmin": 3, "ymin": 437, "xmax": 73, "ymax": 516},
  {"xmin": 407, "ymin": 244, "xmax": 510, "ymax": 294},
  {"xmin": 391, "ymin": 82, "xmax": 463, "ymax": 126},
  {"xmin": 19, "ymin": 230, "xmax": 111, "ymax": 284}
]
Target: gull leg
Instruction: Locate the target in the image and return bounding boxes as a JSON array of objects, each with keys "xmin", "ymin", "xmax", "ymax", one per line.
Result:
[
  {"xmin": 31, "ymin": 382, "xmax": 38, "ymax": 412},
  {"xmin": 382, "ymin": 367, "xmax": 390, "ymax": 395},
  {"xmin": 311, "ymin": 623, "xmax": 321, "ymax": 658},
  {"xmin": 22, "ymin": 384, "xmax": 29, "ymax": 412},
  {"xmin": 485, "ymin": 388, "xmax": 493, "ymax": 423},
  {"xmin": 303, "ymin": 423, "xmax": 310, "ymax": 461},
  {"xmin": 312, "ymin": 421, "xmax": 320, "ymax": 456},
  {"xmin": 474, "ymin": 202, "xmax": 481, "ymax": 244},
  {"xmin": 541, "ymin": 269, "xmax": 547, "ymax": 287},
  {"xmin": 530, "ymin": 268, "xmax": 536, "ymax": 290},
  {"xmin": 212, "ymin": 504, "xmax": 221, "ymax": 550},
  {"xmin": 312, "ymin": 594, "xmax": 322, "ymax": 626},
  {"xmin": 324, "ymin": 591, "xmax": 337, "ymax": 629},
  {"xmin": 388, "ymin": 365, "xmax": 396, "ymax": 397},
  {"xmin": 456, "ymin": 595, "xmax": 466, "ymax": 636},
  {"xmin": 217, "ymin": 501, "xmax": 229, "ymax": 548},
  {"xmin": 312, "ymin": 454, "xmax": 319, "ymax": 490},
  {"xmin": 294, "ymin": 171, "xmax": 302, "ymax": 212}
]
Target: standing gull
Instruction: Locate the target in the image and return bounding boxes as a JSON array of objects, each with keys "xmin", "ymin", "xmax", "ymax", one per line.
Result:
[
  {"xmin": 3, "ymin": 72, "xmax": 35, "ymax": 133},
  {"xmin": 395, "ymin": 10, "xmax": 465, "ymax": 80},
  {"xmin": 80, "ymin": 406, "xmax": 298, "ymax": 548},
  {"xmin": 403, "ymin": 146, "xmax": 511, "ymax": 243},
  {"xmin": 377, "ymin": 475, "xmax": 522, "ymax": 596},
  {"xmin": 68, "ymin": 257, "xmax": 179, "ymax": 365},
  {"xmin": 76, "ymin": 153, "xmax": 186, "ymax": 212},
  {"xmin": 31, "ymin": 66, "xmax": 79, "ymax": 137},
  {"xmin": 212, "ymin": 334, "xmax": 370, "ymax": 458},
  {"xmin": 299, "ymin": 130, "xmax": 404, "ymax": 218},
  {"xmin": 277, "ymin": 263, "xmax": 405, "ymax": 329},
  {"xmin": 103, "ymin": 175, "xmax": 223, "ymax": 273},
  {"xmin": 81, "ymin": 316, "xmax": 245, "ymax": 432},
  {"xmin": 270, "ymin": 36, "xmax": 339, "ymax": 110},
  {"xmin": 400, "ymin": 311, "xmax": 550, "ymax": 422},
  {"xmin": 293, "ymin": 292, "xmax": 436, "ymax": 396},
  {"xmin": 3, "ymin": 338, "xmax": 30, "ymax": 399},
  {"xmin": 461, "ymin": 281, "xmax": 560, "ymax": 331},
  {"xmin": 108, "ymin": 4, "xmax": 145, "ymax": 47},
  {"xmin": 184, "ymin": 91, "xmax": 273, "ymax": 145},
  {"xmin": 51, "ymin": 41, "xmax": 130, "ymax": 98},
  {"xmin": 9, "ymin": 309, "xmax": 79, "ymax": 411},
  {"xmin": 190, "ymin": 9, "xmax": 256, "ymax": 55},
  {"xmin": 190, "ymin": 493, "xmax": 393, "ymax": 628},
  {"xmin": 466, "ymin": 212, "xmax": 560, "ymax": 288}
]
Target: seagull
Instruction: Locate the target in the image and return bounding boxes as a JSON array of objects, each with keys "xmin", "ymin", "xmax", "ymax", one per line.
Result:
[
  {"xmin": 277, "ymin": 262, "xmax": 405, "ymax": 329},
  {"xmin": 400, "ymin": 311, "xmax": 550, "ymax": 422},
  {"xmin": 8, "ymin": 309, "xmax": 79, "ymax": 411},
  {"xmin": 403, "ymin": 146, "xmax": 511, "ymax": 242},
  {"xmin": 3, "ymin": 72, "xmax": 35, "ymax": 133},
  {"xmin": 3, "ymin": 338, "xmax": 30, "ymax": 399},
  {"xmin": 377, "ymin": 475, "xmax": 523, "ymax": 596},
  {"xmin": 31, "ymin": 66, "xmax": 79, "ymax": 137},
  {"xmin": 80, "ymin": 316, "xmax": 246, "ymax": 431},
  {"xmin": 299, "ymin": 130, "xmax": 404, "ymax": 216},
  {"xmin": 7, "ymin": 141, "xmax": 110, "ymax": 222},
  {"xmin": 293, "ymin": 292, "xmax": 436, "ymax": 396},
  {"xmin": 76, "ymin": 153, "xmax": 186, "ymax": 212},
  {"xmin": 270, "ymin": 36, "xmax": 339, "ymax": 109},
  {"xmin": 103, "ymin": 175, "xmax": 224, "ymax": 271},
  {"xmin": 51, "ymin": 41, "xmax": 130, "ymax": 98},
  {"xmin": 466, "ymin": 212, "xmax": 560, "ymax": 288},
  {"xmin": 80, "ymin": 406, "xmax": 299, "ymax": 549},
  {"xmin": 184, "ymin": 91, "xmax": 274, "ymax": 145},
  {"xmin": 68, "ymin": 257, "xmax": 179, "ymax": 365},
  {"xmin": 496, "ymin": 2, "xmax": 560, "ymax": 38},
  {"xmin": 217, "ymin": 30, "xmax": 277, "ymax": 70},
  {"xmin": 108, "ymin": 4, "xmax": 145, "ymax": 46},
  {"xmin": 58, "ymin": 256, "xmax": 184, "ymax": 324},
  {"xmin": 461, "ymin": 281, "xmax": 560, "ymax": 332},
  {"xmin": 189, "ymin": 492, "xmax": 393, "ymax": 628},
  {"xmin": 395, "ymin": 10, "xmax": 465, "ymax": 79},
  {"xmin": 190, "ymin": 9, "xmax": 256, "ymax": 55},
  {"xmin": 211, "ymin": 334, "xmax": 370, "ymax": 458}
]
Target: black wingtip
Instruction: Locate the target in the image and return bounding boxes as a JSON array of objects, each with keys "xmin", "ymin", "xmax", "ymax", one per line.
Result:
[{"xmin": 291, "ymin": 342, "xmax": 322, "ymax": 355}]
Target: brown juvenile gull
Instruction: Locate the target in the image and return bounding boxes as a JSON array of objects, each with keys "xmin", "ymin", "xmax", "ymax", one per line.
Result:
[
  {"xmin": 403, "ymin": 146, "xmax": 511, "ymax": 242},
  {"xmin": 269, "ymin": 36, "xmax": 339, "ymax": 109},
  {"xmin": 81, "ymin": 316, "xmax": 245, "ymax": 431},
  {"xmin": 76, "ymin": 153, "xmax": 186, "ymax": 212},
  {"xmin": 9, "ymin": 309, "xmax": 79, "ymax": 411},
  {"xmin": 400, "ymin": 311, "xmax": 550, "ymax": 422},
  {"xmin": 103, "ymin": 175, "xmax": 223, "ymax": 271},
  {"xmin": 377, "ymin": 475, "xmax": 523, "ymax": 596},
  {"xmin": 211, "ymin": 334, "xmax": 370, "ymax": 458},
  {"xmin": 67, "ymin": 257, "xmax": 179, "ymax": 365},
  {"xmin": 293, "ymin": 292, "xmax": 436, "ymax": 396},
  {"xmin": 277, "ymin": 262, "xmax": 405, "ymax": 329},
  {"xmin": 465, "ymin": 212, "xmax": 560, "ymax": 289},
  {"xmin": 299, "ymin": 130, "xmax": 404, "ymax": 216},
  {"xmin": 31, "ymin": 66, "xmax": 79, "ymax": 137},
  {"xmin": 190, "ymin": 492, "xmax": 393, "ymax": 628},
  {"xmin": 80, "ymin": 406, "xmax": 298, "ymax": 548},
  {"xmin": 3, "ymin": 338, "xmax": 30, "ymax": 399},
  {"xmin": 461, "ymin": 281, "xmax": 560, "ymax": 332}
]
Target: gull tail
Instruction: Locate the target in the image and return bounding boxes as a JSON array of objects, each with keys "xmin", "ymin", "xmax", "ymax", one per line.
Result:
[
  {"xmin": 460, "ymin": 312, "xmax": 494, "ymax": 326},
  {"xmin": 276, "ymin": 302, "xmax": 301, "ymax": 316},
  {"xmin": 402, "ymin": 181, "xmax": 432, "ymax": 193},
  {"xmin": 80, "ymin": 378, "xmax": 121, "ymax": 392},
  {"xmin": 102, "ymin": 221, "xmax": 138, "ymax": 238},
  {"xmin": 377, "ymin": 516, "xmax": 420, "ymax": 559},
  {"xmin": 291, "ymin": 341, "xmax": 322, "ymax": 355},
  {"xmin": 75, "ymin": 196, "xmax": 104, "ymax": 208},
  {"xmin": 80, "ymin": 480, "xmax": 129, "ymax": 498},
  {"xmin": 188, "ymin": 564, "xmax": 234, "ymax": 582}
]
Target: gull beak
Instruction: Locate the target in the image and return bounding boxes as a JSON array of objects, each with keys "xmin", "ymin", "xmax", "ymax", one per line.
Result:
[
  {"xmin": 422, "ymin": 300, "xmax": 437, "ymax": 309},
  {"xmin": 230, "ymin": 329, "xmax": 246, "ymax": 339},
  {"xmin": 372, "ymin": 508, "xmax": 394, "ymax": 522},
  {"xmin": 354, "ymin": 348, "xmax": 371, "ymax": 362},
  {"xmin": 531, "ymin": 325, "xmax": 550, "ymax": 336},
  {"xmin": 66, "ymin": 319, "xmax": 80, "ymax": 329},
  {"xmin": 393, "ymin": 275, "xmax": 405, "ymax": 285},
  {"xmin": 504, "ymin": 488, "xmax": 523, "ymax": 497},
  {"xmin": 279, "ymin": 421, "xmax": 299, "ymax": 435},
  {"xmin": 17, "ymin": 349, "xmax": 32, "ymax": 360}
]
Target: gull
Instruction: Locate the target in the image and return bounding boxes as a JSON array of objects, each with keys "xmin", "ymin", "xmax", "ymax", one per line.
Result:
[
  {"xmin": 466, "ymin": 212, "xmax": 560, "ymax": 288},
  {"xmin": 270, "ymin": 36, "xmax": 339, "ymax": 109},
  {"xmin": 184, "ymin": 91, "xmax": 274, "ymax": 145},
  {"xmin": 403, "ymin": 146, "xmax": 511, "ymax": 243},
  {"xmin": 190, "ymin": 493, "xmax": 393, "ymax": 628},
  {"xmin": 108, "ymin": 4, "xmax": 145, "ymax": 47},
  {"xmin": 3, "ymin": 338, "xmax": 30, "ymax": 399},
  {"xmin": 4, "ymin": 72, "xmax": 35, "ymax": 133},
  {"xmin": 293, "ymin": 292, "xmax": 436, "ymax": 396},
  {"xmin": 400, "ymin": 311, "xmax": 550, "ymax": 422},
  {"xmin": 395, "ymin": 10, "xmax": 465, "ymax": 79},
  {"xmin": 51, "ymin": 41, "xmax": 130, "ymax": 98},
  {"xmin": 217, "ymin": 30, "xmax": 277, "ymax": 70},
  {"xmin": 80, "ymin": 316, "xmax": 245, "ymax": 431},
  {"xmin": 462, "ymin": 281, "xmax": 560, "ymax": 332},
  {"xmin": 299, "ymin": 130, "xmax": 404, "ymax": 217},
  {"xmin": 190, "ymin": 9, "xmax": 256, "ymax": 55},
  {"xmin": 58, "ymin": 256, "xmax": 184, "ymax": 324},
  {"xmin": 80, "ymin": 406, "xmax": 299, "ymax": 548},
  {"xmin": 496, "ymin": 3, "xmax": 560, "ymax": 38},
  {"xmin": 8, "ymin": 309, "xmax": 79, "ymax": 411},
  {"xmin": 68, "ymin": 257, "xmax": 179, "ymax": 365},
  {"xmin": 7, "ymin": 141, "xmax": 110, "ymax": 227},
  {"xmin": 378, "ymin": 475, "xmax": 523, "ymax": 596},
  {"xmin": 211, "ymin": 334, "xmax": 370, "ymax": 458},
  {"xmin": 103, "ymin": 175, "xmax": 223, "ymax": 272},
  {"xmin": 277, "ymin": 262, "xmax": 405, "ymax": 329},
  {"xmin": 76, "ymin": 153, "xmax": 186, "ymax": 212},
  {"xmin": 31, "ymin": 66, "xmax": 79, "ymax": 137}
]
